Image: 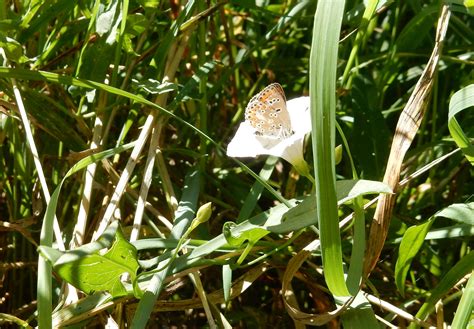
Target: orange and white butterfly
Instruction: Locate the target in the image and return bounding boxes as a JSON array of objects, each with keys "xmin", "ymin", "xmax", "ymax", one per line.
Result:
[{"xmin": 244, "ymin": 83, "xmax": 293, "ymax": 139}]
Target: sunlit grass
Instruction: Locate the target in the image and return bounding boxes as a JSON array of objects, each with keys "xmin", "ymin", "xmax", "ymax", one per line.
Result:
[{"xmin": 0, "ymin": 1, "xmax": 473, "ymax": 328}]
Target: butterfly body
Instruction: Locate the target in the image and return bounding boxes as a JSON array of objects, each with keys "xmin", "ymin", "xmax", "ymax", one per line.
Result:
[{"xmin": 244, "ymin": 83, "xmax": 293, "ymax": 139}]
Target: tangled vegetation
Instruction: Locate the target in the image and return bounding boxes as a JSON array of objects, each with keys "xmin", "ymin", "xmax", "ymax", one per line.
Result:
[{"xmin": 0, "ymin": 0, "xmax": 473, "ymax": 328}]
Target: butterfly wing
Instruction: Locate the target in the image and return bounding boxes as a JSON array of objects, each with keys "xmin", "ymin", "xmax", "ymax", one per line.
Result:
[{"xmin": 245, "ymin": 83, "xmax": 292, "ymax": 138}]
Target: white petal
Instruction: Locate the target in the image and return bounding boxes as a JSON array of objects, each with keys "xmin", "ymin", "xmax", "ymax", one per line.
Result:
[
  {"xmin": 287, "ymin": 96, "xmax": 311, "ymax": 134},
  {"xmin": 226, "ymin": 122, "xmax": 267, "ymax": 157},
  {"xmin": 255, "ymin": 133, "xmax": 305, "ymax": 165}
]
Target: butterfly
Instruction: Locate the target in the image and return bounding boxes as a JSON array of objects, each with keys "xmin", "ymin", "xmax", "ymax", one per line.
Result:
[{"xmin": 244, "ymin": 83, "xmax": 293, "ymax": 139}]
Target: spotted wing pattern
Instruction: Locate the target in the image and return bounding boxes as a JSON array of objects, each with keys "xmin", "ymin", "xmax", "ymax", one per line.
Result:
[{"xmin": 244, "ymin": 83, "xmax": 293, "ymax": 138}]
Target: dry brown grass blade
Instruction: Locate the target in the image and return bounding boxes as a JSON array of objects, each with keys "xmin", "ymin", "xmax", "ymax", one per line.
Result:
[{"xmin": 364, "ymin": 5, "xmax": 451, "ymax": 276}]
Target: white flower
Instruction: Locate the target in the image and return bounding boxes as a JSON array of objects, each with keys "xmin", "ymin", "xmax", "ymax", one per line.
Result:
[{"xmin": 227, "ymin": 96, "xmax": 311, "ymax": 177}]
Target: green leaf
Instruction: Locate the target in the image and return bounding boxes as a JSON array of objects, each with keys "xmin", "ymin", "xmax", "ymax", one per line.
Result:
[
  {"xmin": 125, "ymin": 13, "xmax": 147, "ymax": 36},
  {"xmin": 395, "ymin": 5, "xmax": 438, "ymax": 52},
  {"xmin": 279, "ymin": 196, "xmax": 318, "ymax": 232},
  {"xmin": 336, "ymin": 179, "xmax": 392, "ymax": 205},
  {"xmin": 310, "ymin": 0, "xmax": 349, "ymax": 297},
  {"xmin": 413, "ymin": 252, "xmax": 474, "ymax": 324},
  {"xmin": 340, "ymin": 291, "xmax": 380, "ymax": 329},
  {"xmin": 53, "ymin": 292, "xmax": 112, "ymax": 327},
  {"xmin": 133, "ymin": 79, "xmax": 178, "ymax": 95},
  {"xmin": 222, "ymin": 264, "xmax": 232, "ymax": 303},
  {"xmin": 448, "ymin": 84, "xmax": 474, "ymax": 165},
  {"xmin": 0, "ymin": 36, "xmax": 28, "ymax": 63},
  {"xmin": 96, "ymin": 1, "xmax": 118, "ymax": 38},
  {"xmin": 424, "ymin": 224, "xmax": 474, "ymax": 240},
  {"xmin": 22, "ymin": 88, "xmax": 86, "ymax": 150},
  {"xmin": 223, "ymin": 212, "xmax": 274, "ymax": 266},
  {"xmin": 38, "ymin": 246, "xmax": 64, "ymax": 265},
  {"xmin": 19, "ymin": 0, "xmax": 76, "ymax": 40},
  {"xmin": 350, "ymin": 76, "xmax": 390, "ymax": 179},
  {"xmin": 53, "ymin": 222, "xmax": 139, "ymax": 298},
  {"xmin": 346, "ymin": 197, "xmax": 366, "ymax": 295},
  {"xmin": 435, "ymin": 202, "xmax": 474, "ymax": 225},
  {"xmin": 395, "ymin": 218, "xmax": 435, "ymax": 297},
  {"xmin": 237, "ymin": 156, "xmax": 278, "ymax": 223},
  {"xmin": 77, "ymin": 38, "xmax": 114, "ymax": 81},
  {"xmin": 223, "ymin": 222, "xmax": 268, "ymax": 248},
  {"xmin": 136, "ymin": 0, "xmax": 159, "ymax": 8},
  {"xmin": 451, "ymin": 271, "xmax": 474, "ymax": 329},
  {"xmin": 276, "ymin": 179, "xmax": 391, "ymax": 234}
]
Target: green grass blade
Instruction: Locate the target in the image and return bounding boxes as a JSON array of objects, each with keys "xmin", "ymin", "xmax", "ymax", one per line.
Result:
[
  {"xmin": 413, "ymin": 251, "xmax": 474, "ymax": 325},
  {"xmin": 451, "ymin": 271, "xmax": 474, "ymax": 329},
  {"xmin": 222, "ymin": 264, "xmax": 232, "ymax": 303},
  {"xmin": 132, "ymin": 169, "xmax": 200, "ymax": 329},
  {"xmin": 346, "ymin": 197, "xmax": 365, "ymax": 295},
  {"xmin": 448, "ymin": 84, "xmax": 474, "ymax": 165},
  {"xmin": 37, "ymin": 251, "xmax": 53, "ymax": 328},
  {"xmin": 237, "ymin": 155, "xmax": 278, "ymax": 223},
  {"xmin": 310, "ymin": 0, "xmax": 349, "ymax": 296},
  {"xmin": 341, "ymin": 0, "xmax": 378, "ymax": 87}
]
